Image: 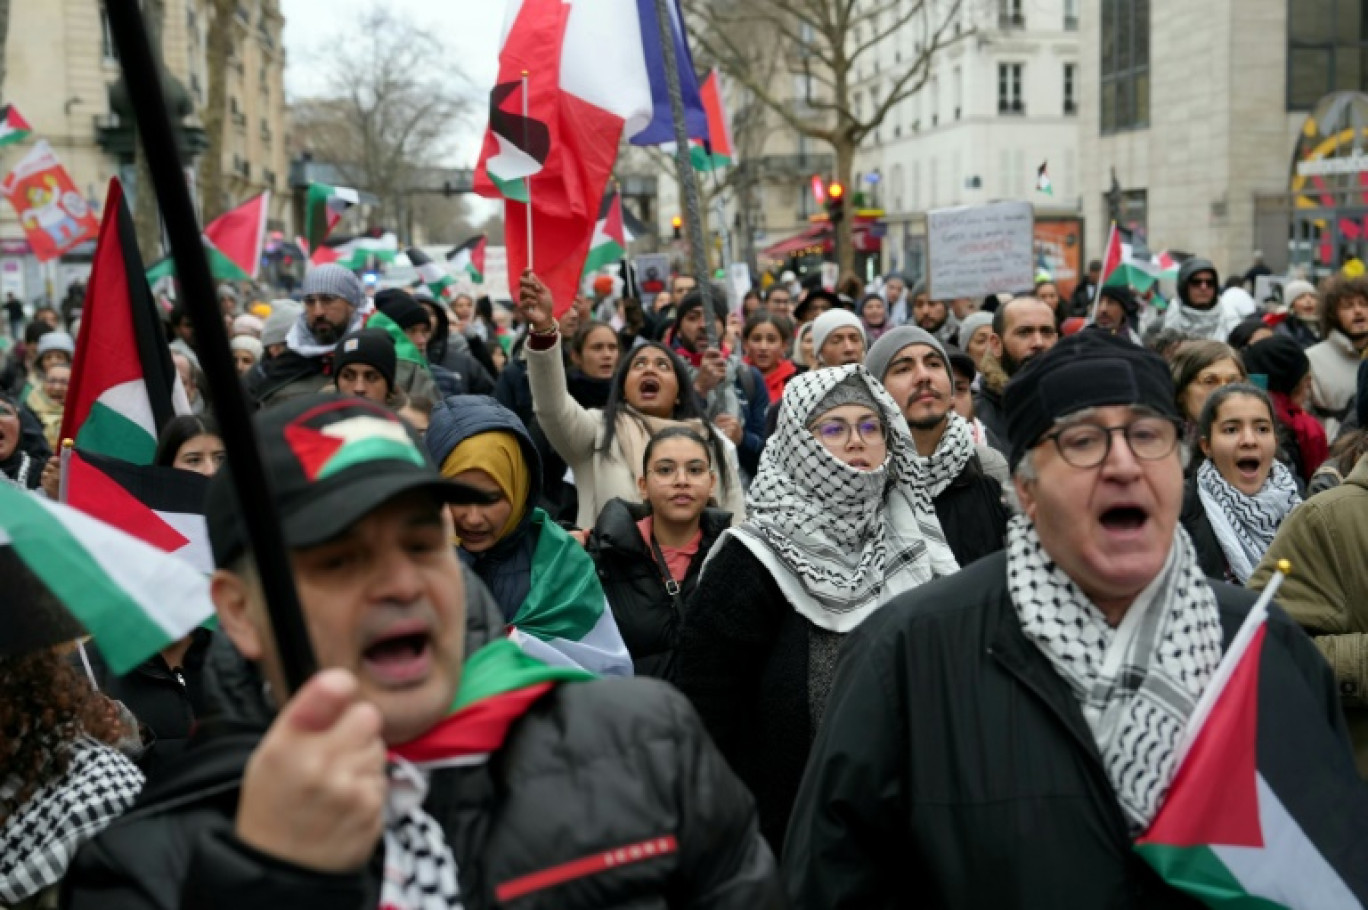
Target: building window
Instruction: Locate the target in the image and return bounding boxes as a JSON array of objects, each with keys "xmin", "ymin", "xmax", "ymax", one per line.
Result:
[
  {"xmin": 1064, "ymin": 63, "xmax": 1077, "ymax": 115},
  {"xmin": 998, "ymin": 63, "xmax": 1024, "ymax": 114},
  {"xmin": 1287, "ymin": 0, "xmax": 1368, "ymax": 110},
  {"xmin": 1064, "ymin": 0, "xmax": 1079, "ymax": 30},
  {"xmin": 1100, "ymin": 0, "xmax": 1149, "ymax": 133},
  {"xmin": 100, "ymin": 4, "xmax": 118, "ymax": 61},
  {"xmin": 953, "ymin": 65, "xmax": 963, "ymax": 120},
  {"xmin": 999, "ymin": 0, "xmax": 1024, "ymax": 28}
]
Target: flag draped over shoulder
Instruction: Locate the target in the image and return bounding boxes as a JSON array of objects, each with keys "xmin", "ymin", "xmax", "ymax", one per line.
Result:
[
  {"xmin": 60, "ymin": 179, "xmax": 190, "ymax": 465},
  {"xmin": 1135, "ymin": 599, "xmax": 1368, "ymax": 908},
  {"xmin": 475, "ymin": 0, "xmax": 653, "ymax": 317},
  {"xmin": 0, "ymin": 484, "xmax": 213, "ymax": 674}
]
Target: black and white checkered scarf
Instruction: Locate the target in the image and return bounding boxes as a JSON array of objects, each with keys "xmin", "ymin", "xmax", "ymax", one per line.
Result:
[
  {"xmin": 381, "ymin": 758, "xmax": 466, "ymax": 910},
  {"xmin": 731, "ymin": 365, "xmax": 958, "ymax": 633},
  {"xmin": 1006, "ymin": 515, "xmax": 1224, "ymax": 831},
  {"xmin": 1196, "ymin": 458, "xmax": 1301, "ymax": 584},
  {"xmin": 0, "ymin": 737, "xmax": 144, "ymax": 904},
  {"xmin": 911, "ymin": 411, "xmax": 975, "ymax": 499}
]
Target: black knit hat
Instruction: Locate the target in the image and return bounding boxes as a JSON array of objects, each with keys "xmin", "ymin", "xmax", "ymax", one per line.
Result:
[
  {"xmin": 374, "ymin": 289, "xmax": 430, "ymax": 331},
  {"xmin": 674, "ymin": 288, "xmax": 726, "ymax": 327},
  {"xmin": 1004, "ymin": 330, "xmax": 1180, "ymax": 471},
  {"xmin": 1098, "ymin": 284, "xmax": 1139, "ymax": 315},
  {"xmin": 333, "ymin": 329, "xmax": 397, "ymax": 393},
  {"xmin": 1242, "ymin": 335, "xmax": 1309, "ymax": 396}
]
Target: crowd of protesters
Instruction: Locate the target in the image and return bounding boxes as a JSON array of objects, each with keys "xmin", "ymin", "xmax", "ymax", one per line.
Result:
[{"xmin": 2, "ymin": 246, "xmax": 1367, "ymax": 907}]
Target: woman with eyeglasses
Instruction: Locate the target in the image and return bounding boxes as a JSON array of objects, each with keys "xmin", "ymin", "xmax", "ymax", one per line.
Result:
[
  {"xmin": 1169, "ymin": 341, "xmax": 1248, "ymax": 450},
  {"xmin": 518, "ymin": 271, "xmax": 746, "ymax": 529},
  {"xmin": 1181, "ymin": 383, "xmax": 1301, "ymax": 583},
  {"xmin": 587, "ymin": 428, "xmax": 732, "ymax": 678},
  {"xmin": 670, "ymin": 365, "xmax": 958, "ymax": 852}
]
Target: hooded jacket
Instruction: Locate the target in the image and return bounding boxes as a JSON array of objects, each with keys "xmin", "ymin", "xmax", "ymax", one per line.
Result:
[
  {"xmin": 1162, "ymin": 258, "xmax": 1243, "ymax": 342},
  {"xmin": 62, "ymin": 581, "xmax": 781, "ymax": 910},
  {"xmin": 425, "ymin": 302, "xmax": 496, "ymax": 396}
]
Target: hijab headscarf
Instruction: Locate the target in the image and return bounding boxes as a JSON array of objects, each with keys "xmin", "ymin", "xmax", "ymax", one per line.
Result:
[
  {"xmin": 718, "ymin": 364, "xmax": 958, "ymax": 632},
  {"xmin": 439, "ymin": 431, "xmax": 530, "ymax": 545}
]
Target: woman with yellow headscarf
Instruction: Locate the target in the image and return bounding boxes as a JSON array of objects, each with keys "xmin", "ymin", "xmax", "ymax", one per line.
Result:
[{"xmin": 425, "ymin": 395, "xmax": 631, "ymax": 677}]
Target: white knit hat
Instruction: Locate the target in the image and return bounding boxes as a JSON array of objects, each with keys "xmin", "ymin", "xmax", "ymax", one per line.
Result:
[{"xmin": 811, "ymin": 309, "xmax": 866, "ymax": 364}]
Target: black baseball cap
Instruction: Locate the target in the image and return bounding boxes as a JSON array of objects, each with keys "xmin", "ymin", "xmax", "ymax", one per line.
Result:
[{"xmin": 207, "ymin": 394, "xmax": 495, "ymax": 567}]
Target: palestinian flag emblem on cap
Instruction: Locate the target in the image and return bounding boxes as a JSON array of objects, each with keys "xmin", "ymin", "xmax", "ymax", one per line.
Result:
[{"xmin": 283, "ymin": 401, "xmax": 425, "ymax": 483}]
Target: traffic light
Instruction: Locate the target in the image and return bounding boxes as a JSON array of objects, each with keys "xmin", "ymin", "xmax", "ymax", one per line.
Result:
[
  {"xmin": 825, "ymin": 181, "xmax": 845, "ymax": 225},
  {"xmin": 671, "ymin": 215, "xmax": 683, "ymax": 239}
]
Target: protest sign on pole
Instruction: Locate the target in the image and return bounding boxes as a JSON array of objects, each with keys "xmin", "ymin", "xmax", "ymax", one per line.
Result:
[
  {"xmin": 635, "ymin": 253, "xmax": 671, "ymax": 307},
  {"xmin": 927, "ymin": 201, "xmax": 1034, "ymax": 300},
  {"xmin": 0, "ymin": 141, "xmax": 100, "ymax": 262}
]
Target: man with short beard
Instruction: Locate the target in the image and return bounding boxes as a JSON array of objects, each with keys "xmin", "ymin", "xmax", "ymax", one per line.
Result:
[
  {"xmin": 913, "ymin": 292, "xmax": 959, "ymax": 344},
  {"xmin": 247, "ymin": 264, "xmax": 366, "ymax": 409},
  {"xmin": 867, "ymin": 327, "xmax": 1010, "ymax": 565},
  {"xmin": 1306, "ymin": 274, "xmax": 1368, "ymax": 438},
  {"xmin": 975, "ymin": 296, "xmax": 1060, "ymax": 451}
]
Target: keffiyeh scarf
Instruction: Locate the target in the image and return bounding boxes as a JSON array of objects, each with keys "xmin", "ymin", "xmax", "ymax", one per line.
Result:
[
  {"xmin": 0, "ymin": 737, "xmax": 144, "ymax": 904},
  {"xmin": 1006, "ymin": 515, "xmax": 1224, "ymax": 831},
  {"xmin": 285, "ymin": 310, "xmax": 365, "ymax": 359},
  {"xmin": 730, "ymin": 365, "xmax": 959, "ymax": 633},
  {"xmin": 1196, "ymin": 458, "xmax": 1301, "ymax": 584},
  {"xmin": 1161, "ymin": 299, "xmax": 1240, "ymax": 342},
  {"xmin": 911, "ymin": 410, "xmax": 975, "ymax": 499}
]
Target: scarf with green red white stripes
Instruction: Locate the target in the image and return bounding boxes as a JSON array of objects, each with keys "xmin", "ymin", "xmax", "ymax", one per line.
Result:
[{"xmin": 379, "ymin": 639, "xmax": 590, "ymax": 909}]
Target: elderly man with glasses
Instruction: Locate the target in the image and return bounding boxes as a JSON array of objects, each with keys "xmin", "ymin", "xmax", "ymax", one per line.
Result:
[{"xmin": 783, "ymin": 330, "xmax": 1350, "ymax": 907}]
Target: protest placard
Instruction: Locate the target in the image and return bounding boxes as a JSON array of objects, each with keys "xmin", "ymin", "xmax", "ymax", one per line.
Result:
[{"xmin": 927, "ymin": 201, "xmax": 1034, "ymax": 300}]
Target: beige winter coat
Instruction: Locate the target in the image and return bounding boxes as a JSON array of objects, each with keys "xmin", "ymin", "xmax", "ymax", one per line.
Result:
[{"xmin": 526, "ymin": 335, "xmax": 747, "ymax": 529}]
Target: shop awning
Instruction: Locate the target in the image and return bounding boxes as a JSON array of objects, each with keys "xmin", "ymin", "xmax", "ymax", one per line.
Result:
[{"xmin": 760, "ymin": 225, "xmax": 830, "ymax": 261}]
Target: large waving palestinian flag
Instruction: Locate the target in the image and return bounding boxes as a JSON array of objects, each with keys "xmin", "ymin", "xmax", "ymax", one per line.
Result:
[
  {"xmin": 60, "ymin": 179, "xmax": 190, "ymax": 464},
  {"xmin": 475, "ymin": 0, "xmax": 654, "ymax": 317},
  {"xmin": 582, "ymin": 189, "xmax": 627, "ymax": 276},
  {"xmin": 1135, "ymin": 597, "xmax": 1368, "ymax": 906},
  {"xmin": 204, "ymin": 191, "xmax": 270, "ymax": 279},
  {"xmin": 145, "ymin": 236, "xmax": 250, "ymax": 284},
  {"xmin": 0, "ymin": 483, "xmax": 213, "ymax": 674},
  {"xmin": 447, "ymin": 235, "xmax": 486, "ymax": 284}
]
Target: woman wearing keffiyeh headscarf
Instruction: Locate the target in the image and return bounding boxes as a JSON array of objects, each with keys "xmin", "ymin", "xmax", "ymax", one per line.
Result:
[{"xmin": 670, "ymin": 364, "xmax": 958, "ymax": 852}]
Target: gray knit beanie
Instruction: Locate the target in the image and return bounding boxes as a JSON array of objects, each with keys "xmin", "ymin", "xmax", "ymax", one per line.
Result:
[
  {"xmin": 300, "ymin": 264, "xmax": 364, "ymax": 308},
  {"xmin": 813, "ymin": 372, "xmax": 879, "ymax": 419},
  {"xmin": 865, "ymin": 326, "xmax": 950, "ymax": 384}
]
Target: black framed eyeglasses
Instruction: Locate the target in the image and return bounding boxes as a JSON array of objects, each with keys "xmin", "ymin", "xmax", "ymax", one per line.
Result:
[{"xmin": 1041, "ymin": 417, "xmax": 1180, "ymax": 468}]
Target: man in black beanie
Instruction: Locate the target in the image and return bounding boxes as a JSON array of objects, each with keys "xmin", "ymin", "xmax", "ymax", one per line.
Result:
[
  {"xmin": 332, "ymin": 329, "xmax": 397, "ymax": 406},
  {"xmin": 785, "ymin": 330, "xmax": 1351, "ymax": 907},
  {"xmin": 371, "ymin": 289, "xmax": 438, "ymax": 402}
]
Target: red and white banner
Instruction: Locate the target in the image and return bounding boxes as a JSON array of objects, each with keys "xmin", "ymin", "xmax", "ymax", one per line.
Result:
[{"xmin": 0, "ymin": 141, "xmax": 99, "ymax": 261}]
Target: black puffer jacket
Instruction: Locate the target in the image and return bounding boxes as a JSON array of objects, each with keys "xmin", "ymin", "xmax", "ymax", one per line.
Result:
[
  {"xmin": 587, "ymin": 498, "xmax": 732, "ymax": 678},
  {"xmin": 931, "ymin": 454, "xmax": 1009, "ymax": 566},
  {"xmin": 63, "ymin": 585, "xmax": 780, "ymax": 910},
  {"xmin": 783, "ymin": 550, "xmax": 1350, "ymax": 908}
]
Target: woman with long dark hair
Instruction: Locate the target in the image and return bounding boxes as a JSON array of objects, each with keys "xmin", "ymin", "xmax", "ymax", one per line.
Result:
[{"xmin": 519, "ymin": 271, "xmax": 745, "ymax": 528}]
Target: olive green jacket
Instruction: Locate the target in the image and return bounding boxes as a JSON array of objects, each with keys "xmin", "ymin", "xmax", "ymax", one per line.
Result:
[{"xmin": 1250, "ymin": 454, "xmax": 1368, "ymax": 776}]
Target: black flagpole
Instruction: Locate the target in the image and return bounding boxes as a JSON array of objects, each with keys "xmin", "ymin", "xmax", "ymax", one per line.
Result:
[{"xmin": 105, "ymin": 0, "xmax": 317, "ymax": 693}]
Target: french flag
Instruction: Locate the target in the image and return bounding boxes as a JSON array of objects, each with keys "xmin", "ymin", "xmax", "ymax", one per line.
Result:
[{"xmin": 629, "ymin": 0, "xmax": 709, "ymax": 148}]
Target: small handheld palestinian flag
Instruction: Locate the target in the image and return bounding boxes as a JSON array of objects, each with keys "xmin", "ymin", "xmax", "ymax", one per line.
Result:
[
  {"xmin": 1036, "ymin": 161, "xmax": 1053, "ymax": 195},
  {"xmin": 691, "ymin": 69, "xmax": 734, "ymax": 172},
  {"xmin": 0, "ymin": 104, "xmax": 31, "ymax": 148},
  {"xmin": 482, "ymin": 74, "xmax": 550, "ymax": 205},
  {"xmin": 1135, "ymin": 563, "xmax": 1368, "ymax": 907},
  {"xmin": 448, "ymin": 235, "xmax": 487, "ymax": 283},
  {"xmin": 61, "ymin": 179, "xmax": 191, "ymax": 465},
  {"xmin": 63, "ymin": 448, "xmax": 212, "ymax": 575},
  {"xmin": 303, "ymin": 182, "xmax": 360, "ymax": 252},
  {"xmin": 408, "ymin": 247, "xmax": 457, "ymax": 302},
  {"xmin": 0, "ymin": 482, "xmax": 213, "ymax": 674},
  {"xmin": 582, "ymin": 189, "xmax": 627, "ymax": 276}
]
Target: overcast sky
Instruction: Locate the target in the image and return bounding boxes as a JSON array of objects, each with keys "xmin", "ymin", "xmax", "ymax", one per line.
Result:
[{"xmin": 280, "ymin": 0, "xmax": 506, "ymax": 167}]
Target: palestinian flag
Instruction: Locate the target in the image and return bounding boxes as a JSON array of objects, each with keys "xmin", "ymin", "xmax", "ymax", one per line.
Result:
[
  {"xmin": 1135, "ymin": 596, "xmax": 1368, "ymax": 907},
  {"xmin": 392, "ymin": 638, "xmax": 591, "ymax": 767},
  {"xmin": 64, "ymin": 449, "xmax": 212, "ymax": 575},
  {"xmin": 482, "ymin": 78, "xmax": 551, "ymax": 203},
  {"xmin": 503, "ymin": 509, "xmax": 631, "ymax": 676},
  {"xmin": 0, "ymin": 104, "xmax": 32, "ymax": 148},
  {"xmin": 1154, "ymin": 250, "xmax": 1182, "ymax": 280},
  {"xmin": 368, "ymin": 309, "xmax": 427, "ymax": 368},
  {"xmin": 203, "ymin": 191, "xmax": 270, "ymax": 279},
  {"xmin": 145, "ymin": 236, "xmax": 251, "ymax": 283},
  {"xmin": 0, "ymin": 483, "xmax": 213, "ymax": 674},
  {"xmin": 407, "ymin": 247, "xmax": 458, "ymax": 302},
  {"xmin": 475, "ymin": 0, "xmax": 654, "ymax": 317},
  {"xmin": 303, "ymin": 182, "xmax": 360, "ymax": 251},
  {"xmin": 447, "ymin": 235, "xmax": 486, "ymax": 283},
  {"xmin": 690, "ymin": 69, "xmax": 733, "ymax": 172},
  {"xmin": 1036, "ymin": 161, "xmax": 1053, "ymax": 195},
  {"xmin": 582, "ymin": 190, "xmax": 627, "ymax": 275},
  {"xmin": 60, "ymin": 179, "xmax": 190, "ymax": 465}
]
